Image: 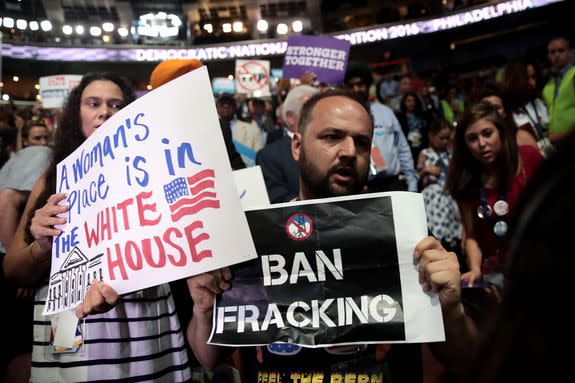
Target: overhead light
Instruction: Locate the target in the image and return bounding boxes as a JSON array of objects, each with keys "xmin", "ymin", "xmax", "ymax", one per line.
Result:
[
  {"xmin": 0, "ymin": 82, "xmax": 3, "ymax": 87},
  {"xmin": 203, "ymin": 23, "xmax": 213, "ymax": 33},
  {"xmin": 138, "ymin": 12, "xmax": 180, "ymax": 38},
  {"xmin": 35, "ymin": 84, "xmax": 40, "ymax": 90},
  {"xmin": 102, "ymin": 22, "xmax": 114, "ymax": 32},
  {"xmin": 63, "ymin": 25, "xmax": 73, "ymax": 35},
  {"xmin": 29, "ymin": 21, "xmax": 39, "ymax": 31},
  {"xmin": 222, "ymin": 23, "xmax": 232, "ymax": 33},
  {"xmin": 232, "ymin": 21, "xmax": 243, "ymax": 33},
  {"xmin": 170, "ymin": 15, "xmax": 182, "ymax": 27},
  {"xmin": 13, "ymin": 76, "xmax": 19, "ymax": 82},
  {"xmin": 276, "ymin": 23, "xmax": 288, "ymax": 35},
  {"xmin": 36, "ymin": 95, "xmax": 41, "ymax": 100},
  {"xmin": 90, "ymin": 26, "xmax": 102, "ymax": 36},
  {"xmin": 3, "ymin": 17, "xmax": 15, "ymax": 29},
  {"xmin": 40, "ymin": 20, "xmax": 52, "ymax": 31},
  {"xmin": 292, "ymin": 20, "xmax": 303, "ymax": 33},
  {"xmin": 16, "ymin": 19, "xmax": 27, "ymax": 30},
  {"xmin": 118, "ymin": 27, "xmax": 129, "ymax": 37},
  {"xmin": 147, "ymin": 85, "xmax": 152, "ymax": 90},
  {"xmin": 228, "ymin": 75, "xmax": 234, "ymax": 80},
  {"xmin": 75, "ymin": 25, "xmax": 85, "ymax": 35},
  {"xmin": 257, "ymin": 20, "xmax": 268, "ymax": 32},
  {"xmin": 253, "ymin": 90, "xmax": 262, "ymax": 97},
  {"xmin": 102, "ymin": 35, "xmax": 110, "ymax": 42},
  {"xmin": 54, "ymin": 37, "xmax": 61, "ymax": 42},
  {"xmin": 2, "ymin": 94, "xmax": 10, "ymax": 101}
]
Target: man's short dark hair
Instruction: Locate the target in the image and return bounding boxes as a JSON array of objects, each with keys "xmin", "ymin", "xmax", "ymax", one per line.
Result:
[
  {"xmin": 344, "ymin": 62, "xmax": 374, "ymax": 89},
  {"xmin": 251, "ymin": 98, "xmax": 265, "ymax": 107},
  {"xmin": 217, "ymin": 93, "xmax": 235, "ymax": 105},
  {"xmin": 297, "ymin": 89, "xmax": 374, "ymax": 134},
  {"xmin": 549, "ymin": 35, "xmax": 571, "ymax": 48}
]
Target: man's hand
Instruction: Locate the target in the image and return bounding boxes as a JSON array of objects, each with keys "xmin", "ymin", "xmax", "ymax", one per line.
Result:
[
  {"xmin": 187, "ymin": 267, "xmax": 232, "ymax": 314},
  {"xmin": 413, "ymin": 236, "xmax": 461, "ymax": 310}
]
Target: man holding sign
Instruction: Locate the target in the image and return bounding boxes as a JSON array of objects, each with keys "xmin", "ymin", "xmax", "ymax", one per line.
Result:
[{"xmin": 187, "ymin": 90, "xmax": 472, "ymax": 382}]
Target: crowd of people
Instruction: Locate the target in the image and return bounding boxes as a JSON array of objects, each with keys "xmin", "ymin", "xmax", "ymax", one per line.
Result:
[{"xmin": 0, "ymin": 34, "xmax": 574, "ymax": 382}]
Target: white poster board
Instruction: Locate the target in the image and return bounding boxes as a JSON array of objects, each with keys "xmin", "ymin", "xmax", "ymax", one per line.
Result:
[
  {"xmin": 43, "ymin": 66, "xmax": 257, "ymax": 315},
  {"xmin": 232, "ymin": 166, "xmax": 270, "ymax": 210}
]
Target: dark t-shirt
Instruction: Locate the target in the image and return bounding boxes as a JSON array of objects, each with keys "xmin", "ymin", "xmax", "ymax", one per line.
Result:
[{"xmin": 240, "ymin": 343, "xmax": 422, "ymax": 383}]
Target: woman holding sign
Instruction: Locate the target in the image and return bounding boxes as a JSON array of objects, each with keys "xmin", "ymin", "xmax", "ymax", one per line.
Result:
[
  {"xmin": 3, "ymin": 73, "xmax": 192, "ymax": 382},
  {"xmin": 446, "ymin": 102, "xmax": 542, "ymax": 301}
]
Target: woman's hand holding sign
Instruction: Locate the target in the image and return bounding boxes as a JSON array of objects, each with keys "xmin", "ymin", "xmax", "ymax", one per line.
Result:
[
  {"xmin": 29, "ymin": 193, "xmax": 69, "ymax": 263},
  {"xmin": 76, "ymin": 280, "xmax": 121, "ymax": 319}
]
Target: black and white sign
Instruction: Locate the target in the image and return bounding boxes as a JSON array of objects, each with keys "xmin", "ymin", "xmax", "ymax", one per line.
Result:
[{"xmin": 209, "ymin": 192, "xmax": 445, "ymax": 347}]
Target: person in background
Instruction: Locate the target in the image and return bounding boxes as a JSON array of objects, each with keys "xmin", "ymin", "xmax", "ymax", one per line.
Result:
[
  {"xmin": 543, "ymin": 36, "xmax": 575, "ymax": 143},
  {"xmin": 396, "ymin": 91, "xmax": 429, "ymax": 161},
  {"xmin": 256, "ymin": 85, "xmax": 318, "ymax": 203},
  {"xmin": 20, "ymin": 121, "xmax": 50, "ymax": 148},
  {"xmin": 445, "ymin": 102, "xmax": 542, "ymax": 300},
  {"xmin": 217, "ymin": 94, "xmax": 262, "ymax": 168},
  {"xmin": 479, "ymin": 86, "xmax": 539, "ymax": 150},
  {"xmin": 417, "ymin": 121, "xmax": 461, "ymax": 254},
  {"xmin": 387, "ymin": 74, "xmax": 414, "ymax": 112},
  {"xmin": 501, "ymin": 60, "xmax": 552, "ymax": 155},
  {"xmin": 248, "ymin": 98, "xmax": 277, "ymax": 146},
  {"xmin": 440, "ymin": 85, "xmax": 464, "ymax": 126},
  {"xmin": 345, "ymin": 62, "xmax": 419, "ymax": 192},
  {"xmin": 461, "ymin": 132, "xmax": 575, "ymax": 382},
  {"xmin": 0, "ymin": 121, "xmax": 52, "ymax": 383},
  {"xmin": 3, "ymin": 72, "xmax": 191, "ymax": 382}
]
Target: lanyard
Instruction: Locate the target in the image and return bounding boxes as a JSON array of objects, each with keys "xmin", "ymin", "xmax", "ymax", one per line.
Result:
[{"xmin": 521, "ymin": 102, "xmax": 544, "ymax": 139}]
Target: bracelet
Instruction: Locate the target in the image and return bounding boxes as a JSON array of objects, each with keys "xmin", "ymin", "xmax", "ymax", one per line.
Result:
[{"xmin": 29, "ymin": 241, "xmax": 50, "ymax": 264}]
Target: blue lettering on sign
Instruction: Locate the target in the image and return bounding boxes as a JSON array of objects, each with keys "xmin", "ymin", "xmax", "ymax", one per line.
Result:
[
  {"xmin": 59, "ymin": 112, "xmax": 152, "ymax": 190},
  {"xmin": 54, "ymin": 226, "xmax": 79, "ymax": 258},
  {"xmin": 162, "ymin": 138, "xmax": 202, "ymax": 176},
  {"xmin": 67, "ymin": 173, "xmax": 110, "ymax": 224}
]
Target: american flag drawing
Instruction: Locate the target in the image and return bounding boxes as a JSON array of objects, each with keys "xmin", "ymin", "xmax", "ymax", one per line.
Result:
[{"xmin": 163, "ymin": 169, "xmax": 221, "ymax": 222}]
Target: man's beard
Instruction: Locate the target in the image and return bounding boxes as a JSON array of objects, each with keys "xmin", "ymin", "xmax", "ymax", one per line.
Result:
[{"xmin": 298, "ymin": 144, "xmax": 367, "ymax": 199}]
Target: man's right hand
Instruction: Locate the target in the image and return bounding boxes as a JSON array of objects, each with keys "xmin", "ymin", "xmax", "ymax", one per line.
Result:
[{"xmin": 186, "ymin": 267, "xmax": 232, "ymax": 313}]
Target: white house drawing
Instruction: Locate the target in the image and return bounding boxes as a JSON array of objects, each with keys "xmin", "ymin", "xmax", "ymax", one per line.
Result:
[{"xmin": 47, "ymin": 246, "xmax": 104, "ymax": 312}]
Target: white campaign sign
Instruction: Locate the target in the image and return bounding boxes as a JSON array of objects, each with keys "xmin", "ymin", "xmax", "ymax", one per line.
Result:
[
  {"xmin": 233, "ymin": 166, "xmax": 270, "ymax": 210},
  {"xmin": 39, "ymin": 75, "xmax": 83, "ymax": 109},
  {"xmin": 43, "ymin": 66, "xmax": 257, "ymax": 315}
]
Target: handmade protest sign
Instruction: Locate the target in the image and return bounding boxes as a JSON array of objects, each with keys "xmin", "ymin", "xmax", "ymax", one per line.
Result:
[
  {"xmin": 209, "ymin": 192, "xmax": 444, "ymax": 347},
  {"xmin": 43, "ymin": 66, "xmax": 257, "ymax": 315},
  {"xmin": 39, "ymin": 75, "xmax": 83, "ymax": 108},
  {"xmin": 282, "ymin": 35, "xmax": 351, "ymax": 85}
]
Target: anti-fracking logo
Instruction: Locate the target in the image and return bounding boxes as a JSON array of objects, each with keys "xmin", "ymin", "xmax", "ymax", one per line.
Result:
[{"xmin": 285, "ymin": 213, "xmax": 313, "ymax": 241}]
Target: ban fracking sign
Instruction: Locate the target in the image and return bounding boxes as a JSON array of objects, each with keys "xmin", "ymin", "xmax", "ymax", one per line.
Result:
[
  {"xmin": 235, "ymin": 59, "xmax": 271, "ymax": 95},
  {"xmin": 209, "ymin": 192, "xmax": 445, "ymax": 347},
  {"xmin": 43, "ymin": 66, "xmax": 257, "ymax": 315}
]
